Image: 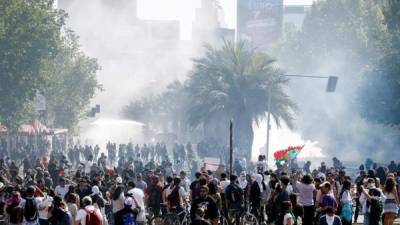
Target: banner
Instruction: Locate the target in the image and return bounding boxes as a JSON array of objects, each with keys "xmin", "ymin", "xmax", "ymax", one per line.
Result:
[
  {"xmin": 203, "ymin": 157, "xmax": 223, "ymax": 171},
  {"xmin": 237, "ymin": 0, "xmax": 284, "ymax": 49}
]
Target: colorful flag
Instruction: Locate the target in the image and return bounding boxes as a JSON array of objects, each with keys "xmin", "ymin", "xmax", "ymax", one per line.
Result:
[{"xmin": 274, "ymin": 145, "xmax": 304, "ymax": 164}]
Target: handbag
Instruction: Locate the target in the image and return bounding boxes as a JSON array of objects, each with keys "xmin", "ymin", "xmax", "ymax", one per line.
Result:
[{"xmin": 341, "ymin": 202, "xmax": 352, "ymax": 222}]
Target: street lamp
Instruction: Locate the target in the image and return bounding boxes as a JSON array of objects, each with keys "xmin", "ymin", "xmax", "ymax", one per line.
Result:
[{"xmin": 265, "ymin": 74, "xmax": 338, "ymax": 166}]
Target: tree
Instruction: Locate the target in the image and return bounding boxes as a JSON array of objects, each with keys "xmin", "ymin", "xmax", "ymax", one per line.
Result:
[
  {"xmin": 0, "ymin": 0, "xmax": 63, "ymax": 131},
  {"xmin": 43, "ymin": 31, "xmax": 101, "ymax": 131},
  {"xmin": 0, "ymin": 0, "xmax": 101, "ymax": 132},
  {"xmin": 186, "ymin": 41, "xmax": 296, "ymax": 159},
  {"xmin": 359, "ymin": 0, "xmax": 400, "ymax": 125}
]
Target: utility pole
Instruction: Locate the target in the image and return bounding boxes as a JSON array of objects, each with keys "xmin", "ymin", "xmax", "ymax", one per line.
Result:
[
  {"xmin": 229, "ymin": 120, "xmax": 233, "ymax": 174},
  {"xmin": 266, "ymin": 86, "xmax": 272, "ymax": 168}
]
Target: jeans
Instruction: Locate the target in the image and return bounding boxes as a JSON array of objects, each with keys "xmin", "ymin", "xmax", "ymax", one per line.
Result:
[
  {"xmin": 303, "ymin": 205, "xmax": 315, "ymax": 225},
  {"xmin": 39, "ymin": 219, "xmax": 49, "ymax": 225},
  {"xmin": 364, "ymin": 213, "xmax": 370, "ymax": 225}
]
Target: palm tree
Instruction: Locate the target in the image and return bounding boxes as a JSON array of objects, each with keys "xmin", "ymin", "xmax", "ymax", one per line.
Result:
[{"xmin": 186, "ymin": 41, "xmax": 296, "ymax": 160}]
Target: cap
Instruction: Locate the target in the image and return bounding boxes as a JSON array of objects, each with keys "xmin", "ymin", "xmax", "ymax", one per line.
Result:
[
  {"xmin": 124, "ymin": 197, "xmax": 133, "ymax": 206},
  {"xmin": 116, "ymin": 177, "xmax": 123, "ymax": 184},
  {"xmin": 0, "ymin": 182, "xmax": 4, "ymax": 189},
  {"xmin": 91, "ymin": 185, "xmax": 100, "ymax": 195},
  {"xmin": 320, "ymin": 181, "xmax": 331, "ymax": 188}
]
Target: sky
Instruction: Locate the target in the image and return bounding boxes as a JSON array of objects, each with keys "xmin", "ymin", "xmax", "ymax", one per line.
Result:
[{"xmin": 138, "ymin": 0, "xmax": 316, "ymax": 39}]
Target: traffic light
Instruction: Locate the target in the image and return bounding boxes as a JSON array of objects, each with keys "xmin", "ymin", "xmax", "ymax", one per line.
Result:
[
  {"xmin": 95, "ymin": 104, "xmax": 100, "ymax": 113},
  {"xmin": 326, "ymin": 76, "xmax": 338, "ymax": 92},
  {"xmin": 90, "ymin": 108, "xmax": 96, "ymax": 117}
]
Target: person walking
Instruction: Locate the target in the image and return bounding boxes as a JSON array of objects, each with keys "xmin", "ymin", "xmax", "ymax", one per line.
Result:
[{"xmin": 383, "ymin": 177, "xmax": 399, "ymax": 225}]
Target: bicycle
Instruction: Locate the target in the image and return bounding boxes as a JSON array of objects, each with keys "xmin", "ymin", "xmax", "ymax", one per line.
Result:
[
  {"xmin": 228, "ymin": 202, "xmax": 259, "ymax": 225},
  {"xmin": 148, "ymin": 204, "xmax": 190, "ymax": 225}
]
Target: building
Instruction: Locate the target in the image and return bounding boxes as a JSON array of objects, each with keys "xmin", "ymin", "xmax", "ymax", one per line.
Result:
[
  {"xmin": 192, "ymin": 0, "xmax": 235, "ymax": 48},
  {"xmin": 283, "ymin": 1, "xmax": 315, "ymax": 31},
  {"xmin": 237, "ymin": 0, "xmax": 284, "ymax": 49}
]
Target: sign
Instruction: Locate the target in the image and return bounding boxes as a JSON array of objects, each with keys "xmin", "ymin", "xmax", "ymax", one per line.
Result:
[
  {"xmin": 203, "ymin": 157, "xmax": 223, "ymax": 171},
  {"xmin": 34, "ymin": 91, "xmax": 46, "ymax": 111},
  {"xmin": 237, "ymin": 0, "xmax": 284, "ymax": 48}
]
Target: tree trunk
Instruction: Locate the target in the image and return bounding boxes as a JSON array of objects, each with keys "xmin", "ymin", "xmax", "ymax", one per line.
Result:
[{"xmin": 233, "ymin": 112, "xmax": 254, "ymax": 161}]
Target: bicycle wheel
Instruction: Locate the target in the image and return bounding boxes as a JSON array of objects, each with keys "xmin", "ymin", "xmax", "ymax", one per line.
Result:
[
  {"xmin": 220, "ymin": 216, "xmax": 229, "ymax": 225},
  {"xmin": 241, "ymin": 213, "xmax": 259, "ymax": 225},
  {"xmin": 148, "ymin": 216, "xmax": 163, "ymax": 225},
  {"xmin": 163, "ymin": 215, "xmax": 180, "ymax": 225},
  {"xmin": 181, "ymin": 216, "xmax": 191, "ymax": 225}
]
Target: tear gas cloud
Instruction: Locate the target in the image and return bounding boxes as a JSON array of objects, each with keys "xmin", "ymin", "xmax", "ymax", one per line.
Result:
[{"xmin": 59, "ymin": 0, "xmax": 399, "ymax": 164}]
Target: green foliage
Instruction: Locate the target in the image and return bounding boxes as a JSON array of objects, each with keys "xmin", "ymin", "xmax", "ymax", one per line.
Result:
[
  {"xmin": 124, "ymin": 41, "xmax": 295, "ymax": 157},
  {"xmin": 0, "ymin": 0, "xmax": 100, "ymax": 132},
  {"xmin": 277, "ymin": 0, "xmax": 386, "ymax": 74},
  {"xmin": 359, "ymin": 0, "xmax": 400, "ymax": 125},
  {"xmin": 43, "ymin": 30, "xmax": 101, "ymax": 131},
  {"xmin": 187, "ymin": 41, "xmax": 295, "ymax": 129},
  {"xmin": 0, "ymin": 0, "xmax": 63, "ymax": 131}
]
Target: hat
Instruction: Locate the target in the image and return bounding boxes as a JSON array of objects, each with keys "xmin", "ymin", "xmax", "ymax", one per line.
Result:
[
  {"xmin": 320, "ymin": 181, "xmax": 331, "ymax": 188},
  {"xmin": 91, "ymin": 185, "xmax": 100, "ymax": 195},
  {"xmin": 116, "ymin": 177, "xmax": 123, "ymax": 184},
  {"xmin": 124, "ymin": 197, "xmax": 133, "ymax": 206}
]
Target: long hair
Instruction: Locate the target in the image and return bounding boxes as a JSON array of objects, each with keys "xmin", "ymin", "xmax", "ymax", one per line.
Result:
[
  {"xmin": 112, "ymin": 185, "xmax": 124, "ymax": 200},
  {"xmin": 384, "ymin": 177, "xmax": 396, "ymax": 193}
]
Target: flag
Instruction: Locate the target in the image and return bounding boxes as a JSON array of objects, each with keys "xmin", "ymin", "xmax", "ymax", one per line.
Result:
[{"xmin": 274, "ymin": 145, "xmax": 304, "ymax": 164}]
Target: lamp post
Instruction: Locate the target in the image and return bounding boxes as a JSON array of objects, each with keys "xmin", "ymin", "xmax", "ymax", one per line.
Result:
[{"xmin": 265, "ymin": 75, "xmax": 338, "ymax": 166}]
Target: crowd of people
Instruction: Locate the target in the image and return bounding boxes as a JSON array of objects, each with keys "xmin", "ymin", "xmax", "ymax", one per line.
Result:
[{"xmin": 0, "ymin": 141, "xmax": 399, "ymax": 225}]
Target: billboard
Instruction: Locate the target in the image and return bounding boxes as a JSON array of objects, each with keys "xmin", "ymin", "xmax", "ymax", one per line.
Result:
[{"xmin": 237, "ymin": 0, "xmax": 284, "ymax": 49}]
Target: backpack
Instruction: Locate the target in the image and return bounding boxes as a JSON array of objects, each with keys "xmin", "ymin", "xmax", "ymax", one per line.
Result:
[
  {"xmin": 167, "ymin": 186, "xmax": 180, "ymax": 208},
  {"xmin": 7, "ymin": 203, "xmax": 23, "ymax": 224},
  {"xmin": 226, "ymin": 184, "xmax": 243, "ymax": 204},
  {"xmin": 123, "ymin": 206, "xmax": 138, "ymax": 225},
  {"xmin": 370, "ymin": 198, "xmax": 383, "ymax": 217},
  {"xmin": 23, "ymin": 198, "xmax": 38, "ymax": 222},
  {"xmin": 85, "ymin": 208, "xmax": 102, "ymax": 225},
  {"xmin": 149, "ymin": 186, "xmax": 162, "ymax": 206}
]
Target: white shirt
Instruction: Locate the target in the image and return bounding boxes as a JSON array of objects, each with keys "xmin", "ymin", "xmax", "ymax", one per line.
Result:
[
  {"xmin": 326, "ymin": 215, "xmax": 335, "ymax": 225},
  {"xmin": 127, "ymin": 188, "xmax": 146, "ymax": 222},
  {"xmin": 220, "ymin": 180, "xmax": 230, "ymax": 192},
  {"xmin": 75, "ymin": 206, "xmax": 103, "ymax": 225},
  {"xmin": 295, "ymin": 182, "xmax": 315, "ymax": 206},
  {"xmin": 340, "ymin": 190, "xmax": 352, "ymax": 204},
  {"xmin": 38, "ymin": 196, "xmax": 53, "ymax": 220},
  {"xmin": 84, "ymin": 161, "xmax": 92, "ymax": 174},
  {"xmin": 18, "ymin": 197, "xmax": 42, "ymax": 225},
  {"xmin": 180, "ymin": 177, "xmax": 190, "ymax": 194},
  {"xmin": 283, "ymin": 213, "xmax": 294, "ymax": 225},
  {"xmin": 55, "ymin": 185, "xmax": 70, "ymax": 199},
  {"xmin": 360, "ymin": 188, "xmax": 386, "ymax": 214}
]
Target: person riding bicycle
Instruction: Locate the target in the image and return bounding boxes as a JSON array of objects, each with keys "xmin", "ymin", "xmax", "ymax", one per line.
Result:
[
  {"xmin": 145, "ymin": 176, "xmax": 163, "ymax": 217},
  {"xmin": 166, "ymin": 177, "xmax": 187, "ymax": 220},
  {"xmin": 224, "ymin": 174, "xmax": 243, "ymax": 225},
  {"xmin": 191, "ymin": 186, "xmax": 219, "ymax": 225}
]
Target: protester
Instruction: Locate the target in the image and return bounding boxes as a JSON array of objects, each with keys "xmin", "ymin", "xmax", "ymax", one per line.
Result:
[
  {"xmin": 338, "ymin": 180, "xmax": 352, "ymax": 225},
  {"xmin": 360, "ymin": 178, "xmax": 386, "ymax": 225},
  {"xmin": 225, "ymin": 174, "xmax": 243, "ymax": 224},
  {"xmin": 75, "ymin": 196, "xmax": 103, "ymax": 225},
  {"xmin": 2, "ymin": 141, "xmax": 400, "ymax": 225},
  {"xmin": 293, "ymin": 173, "xmax": 315, "ymax": 225},
  {"xmin": 126, "ymin": 181, "xmax": 146, "ymax": 225},
  {"xmin": 318, "ymin": 206, "xmax": 342, "ymax": 225},
  {"xmin": 191, "ymin": 186, "xmax": 219, "ymax": 225},
  {"xmin": 48, "ymin": 196, "xmax": 72, "ymax": 225},
  {"xmin": 383, "ymin": 177, "xmax": 399, "ymax": 225}
]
